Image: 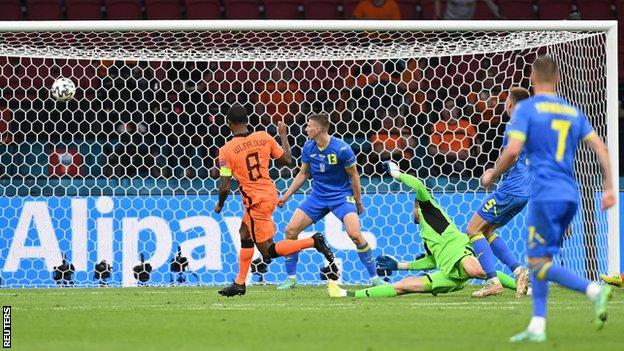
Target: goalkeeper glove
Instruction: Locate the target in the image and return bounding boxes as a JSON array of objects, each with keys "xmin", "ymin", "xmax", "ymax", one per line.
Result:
[
  {"xmin": 376, "ymin": 255, "xmax": 399, "ymax": 271},
  {"xmin": 383, "ymin": 161, "xmax": 401, "ymax": 179}
]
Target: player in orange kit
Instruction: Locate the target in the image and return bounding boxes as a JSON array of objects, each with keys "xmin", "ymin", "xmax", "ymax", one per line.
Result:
[{"xmin": 215, "ymin": 105, "xmax": 335, "ymax": 297}]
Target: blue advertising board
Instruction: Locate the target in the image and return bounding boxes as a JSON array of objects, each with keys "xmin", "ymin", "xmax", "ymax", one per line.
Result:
[{"xmin": 0, "ymin": 192, "xmax": 613, "ymax": 287}]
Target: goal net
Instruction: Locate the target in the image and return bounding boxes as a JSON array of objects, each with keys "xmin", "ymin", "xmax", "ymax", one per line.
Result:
[{"xmin": 0, "ymin": 21, "xmax": 618, "ymax": 287}]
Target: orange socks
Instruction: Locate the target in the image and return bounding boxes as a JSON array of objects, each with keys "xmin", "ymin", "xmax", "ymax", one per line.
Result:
[
  {"xmin": 234, "ymin": 247, "xmax": 254, "ymax": 285},
  {"xmin": 275, "ymin": 238, "xmax": 314, "ymax": 257}
]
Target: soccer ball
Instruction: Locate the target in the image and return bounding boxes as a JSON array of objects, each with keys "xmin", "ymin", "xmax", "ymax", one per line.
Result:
[{"xmin": 50, "ymin": 78, "xmax": 76, "ymax": 102}]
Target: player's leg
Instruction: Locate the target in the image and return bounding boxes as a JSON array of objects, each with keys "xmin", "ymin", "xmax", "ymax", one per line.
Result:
[
  {"xmin": 218, "ymin": 221, "xmax": 253, "ymax": 297},
  {"xmin": 341, "ymin": 210, "xmax": 384, "ymax": 285},
  {"xmin": 600, "ymin": 273, "xmax": 624, "ymax": 288},
  {"xmin": 278, "ymin": 197, "xmax": 327, "ymax": 289},
  {"xmin": 458, "ymin": 255, "xmax": 517, "ymax": 293},
  {"xmin": 253, "ymin": 199, "xmax": 329, "ymax": 262},
  {"xmin": 466, "ymin": 192, "xmax": 506, "ymax": 295},
  {"xmin": 483, "ymin": 196, "xmax": 531, "ymax": 297},
  {"xmin": 511, "ymin": 201, "xmax": 611, "ymax": 343},
  {"xmin": 328, "ymin": 274, "xmax": 438, "ymax": 298}
]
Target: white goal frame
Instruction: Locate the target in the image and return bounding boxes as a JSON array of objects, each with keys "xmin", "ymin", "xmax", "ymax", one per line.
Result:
[{"xmin": 0, "ymin": 19, "xmax": 618, "ymax": 278}]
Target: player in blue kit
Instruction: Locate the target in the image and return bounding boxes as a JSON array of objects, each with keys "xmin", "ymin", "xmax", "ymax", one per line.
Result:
[
  {"xmin": 482, "ymin": 57, "xmax": 616, "ymax": 342},
  {"xmin": 277, "ymin": 113, "xmax": 384, "ymax": 288},
  {"xmin": 468, "ymin": 87, "xmax": 531, "ymax": 299}
]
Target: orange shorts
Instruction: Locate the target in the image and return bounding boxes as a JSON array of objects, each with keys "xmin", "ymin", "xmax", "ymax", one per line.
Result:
[{"xmin": 242, "ymin": 198, "xmax": 278, "ymax": 243}]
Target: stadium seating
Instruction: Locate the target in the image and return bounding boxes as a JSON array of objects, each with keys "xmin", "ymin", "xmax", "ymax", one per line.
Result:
[
  {"xmin": 0, "ymin": 0, "xmax": 22, "ymax": 20},
  {"xmin": 146, "ymin": 0, "xmax": 182, "ymax": 19},
  {"xmin": 472, "ymin": 0, "xmax": 496, "ymax": 19},
  {"xmin": 420, "ymin": 0, "xmax": 443, "ymax": 19},
  {"xmin": 498, "ymin": 0, "xmax": 535, "ymax": 19},
  {"xmin": 263, "ymin": 0, "xmax": 303, "ymax": 19},
  {"xmin": 186, "ymin": 0, "xmax": 222, "ymax": 19},
  {"xmin": 66, "ymin": 0, "xmax": 103, "ymax": 20},
  {"xmin": 27, "ymin": 0, "xmax": 63, "ymax": 20},
  {"xmin": 536, "ymin": 0, "xmax": 573, "ymax": 19},
  {"xmin": 49, "ymin": 147, "xmax": 84, "ymax": 178},
  {"xmin": 223, "ymin": 0, "xmax": 259, "ymax": 18},
  {"xmin": 396, "ymin": 0, "xmax": 419, "ymax": 19},
  {"xmin": 105, "ymin": 0, "xmax": 142, "ymax": 19},
  {"xmin": 576, "ymin": 0, "xmax": 616, "ymax": 19},
  {"xmin": 342, "ymin": 0, "xmax": 360, "ymax": 18},
  {"xmin": 303, "ymin": 0, "xmax": 343, "ymax": 19}
]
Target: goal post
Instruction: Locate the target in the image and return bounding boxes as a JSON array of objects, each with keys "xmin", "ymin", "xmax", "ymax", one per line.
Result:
[{"xmin": 0, "ymin": 20, "xmax": 618, "ymax": 287}]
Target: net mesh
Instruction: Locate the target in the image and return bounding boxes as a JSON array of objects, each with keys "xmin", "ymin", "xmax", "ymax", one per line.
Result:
[{"xmin": 0, "ymin": 29, "xmax": 609, "ymax": 287}]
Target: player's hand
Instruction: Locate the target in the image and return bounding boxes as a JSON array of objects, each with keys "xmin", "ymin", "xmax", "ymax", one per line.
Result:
[
  {"xmin": 601, "ymin": 188, "xmax": 616, "ymax": 210},
  {"xmin": 356, "ymin": 202, "xmax": 364, "ymax": 215},
  {"xmin": 277, "ymin": 121, "xmax": 288, "ymax": 137},
  {"xmin": 480, "ymin": 168, "xmax": 495, "ymax": 190},
  {"xmin": 213, "ymin": 203, "xmax": 222, "ymax": 214},
  {"xmin": 376, "ymin": 255, "xmax": 398, "ymax": 271},
  {"xmin": 278, "ymin": 195, "xmax": 289, "ymax": 207},
  {"xmin": 383, "ymin": 161, "xmax": 401, "ymax": 179}
]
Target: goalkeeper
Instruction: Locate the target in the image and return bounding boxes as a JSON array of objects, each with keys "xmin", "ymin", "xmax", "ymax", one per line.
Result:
[{"xmin": 328, "ymin": 161, "xmax": 517, "ymax": 298}]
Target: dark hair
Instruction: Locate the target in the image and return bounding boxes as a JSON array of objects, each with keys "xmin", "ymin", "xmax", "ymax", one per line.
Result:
[
  {"xmin": 226, "ymin": 104, "xmax": 248, "ymax": 124},
  {"xmin": 508, "ymin": 87, "xmax": 530, "ymax": 103},
  {"xmin": 309, "ymin": 113, "xmax": 330, "ymax": 131},
  {"xmin": 532, "ymin": 56, "xmax": 559, "ymax": 84}
]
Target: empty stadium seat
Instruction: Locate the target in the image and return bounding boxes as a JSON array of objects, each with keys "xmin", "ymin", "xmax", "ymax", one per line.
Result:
[
  {"xmin": 576, "ymin": 0, "xmax": 616, "ymax": 19},
  {"xmin": 27, "ymin": 0, "xmax": 63, "ymax": 20},
  {"xmin": 223, "ymin": 0, "xmax": 259, "ymax": 18},
  {"xmin": 304, "ymin": 0, "xmax": 342, "ymax": 19},
  {"xmin": 263, "ymin": 0, "xmax": 302, "ymax": 19},
  {"xmin": 498, "ymin": 0, "xmax": 535, "ymax": 19},
  {"xmin": 396, "ymin": 0, "xmax": 418, "ymax": 19},
  {"xmin": 0, "ymin": 0, "xmax": 22, "ymax": 20},
  {"xmin": 66, "ymin": 0, "xmax": 103, "ymax": 20},
  {"xmin": 342, "ymin": 0, "xmax": 359, "ymax": 18},
  {"xmin": 105, "ymin": 0, "xmax": 142, "ymax": 19},
  {"xmin": 185, "ymin": 0, "xmax": 222, "ymax": 19},
  {"xmin": 420, "ymin": 0, "xmax": 444, "ymax": 19},
  {"xmin": 536, "ymin": 0, "xmax": 573, "ymax": 19},
  {"xmin": 473, "ymin": 0, "xmax": 496, "ymax": 19},
  {"xmin": 146, "ymin": 0, "xmax": 181, "ymax": 19}
]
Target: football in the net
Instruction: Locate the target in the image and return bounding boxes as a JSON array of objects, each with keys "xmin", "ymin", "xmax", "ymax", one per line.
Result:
[{"xmin": 50, "ymin": 77, "xmax": 76, "ymax": 102}]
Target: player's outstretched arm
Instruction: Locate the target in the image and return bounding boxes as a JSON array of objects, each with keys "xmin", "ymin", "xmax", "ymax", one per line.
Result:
[
  {"xmin": 377, "ymin": 254, "xmax": 436, "ymax": 271},
  {"xmin": 584, "ymin": 133, "xmax": 616, "ymax": 210},
  {"xmin": 278, "ymin": 162, "xmax": 310, "ymax": 207},
  {"xmin": 482, "ymin": 137, "xmax": 524, "ymax": 189},
  {"xmin": 275, "ymin": 121, "xmax": 293, "ymax": 166},
  {"xmin": 384, "ymin": 161, "xmax": 430, "ymax": 202}
]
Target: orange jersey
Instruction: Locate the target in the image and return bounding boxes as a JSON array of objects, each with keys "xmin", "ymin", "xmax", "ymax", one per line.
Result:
[
  {"xmin": 218, "ymin": 131, "xmax": 284, "ymax": 206},
  {"xmin": 352, "ymin": 0, "xmax": 402, "ymax": 20}
]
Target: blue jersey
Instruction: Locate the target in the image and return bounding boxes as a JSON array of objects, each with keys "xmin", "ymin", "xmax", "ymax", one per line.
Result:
[
  {"xmin": 496, "ymin": 124, "xmax": 531, "ymax": 197},
  {"xmin": 301, "ymin": 137, "xmax": 357, "ymax": 200},
  {"xmin": 507, "ymin": 93, "xmax": 594, "ymax": 203}
]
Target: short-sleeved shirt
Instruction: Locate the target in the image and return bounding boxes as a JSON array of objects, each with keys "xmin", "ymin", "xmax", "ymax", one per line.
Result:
[
  {"xmin": 218, "ymin": 131, "xmax": 284, "ymax": 206},
  {"xmin": 352, "ymin": 0, "xmax": 402, "ymax": 19},
  {"xmin": 496, "ymin": 123, "xmax": 531, "ymax": 197},
  {"xmin": 507, "ymin": 93, "xmax": 594, "ymax": 203},
  {"xmin": 301, "ymin": 137, "xmax": 357, "ymax": 201}
]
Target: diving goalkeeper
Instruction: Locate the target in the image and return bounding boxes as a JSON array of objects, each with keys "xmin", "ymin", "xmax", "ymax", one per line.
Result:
[{"xmin": 328, "ymin": 161, "xmax": 517, "ymax": 298}]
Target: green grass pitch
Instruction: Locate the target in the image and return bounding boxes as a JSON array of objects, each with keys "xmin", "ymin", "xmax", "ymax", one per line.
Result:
[{"xmin": 2, "ymin": 284, "xmax": 621, "ymax": 351}]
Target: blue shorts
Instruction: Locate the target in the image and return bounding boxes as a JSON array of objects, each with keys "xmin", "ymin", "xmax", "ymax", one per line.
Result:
[
  {"xmin": 526, "ymin": 201, "xmax": 578, "ymax": 258},
  {"xmin": 298, "ymin": 194, "xmax": 358, "ymax": 223},
  {"xmin": 477, "ymin": 191, "xmax": 529, "ymax": 226}
]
